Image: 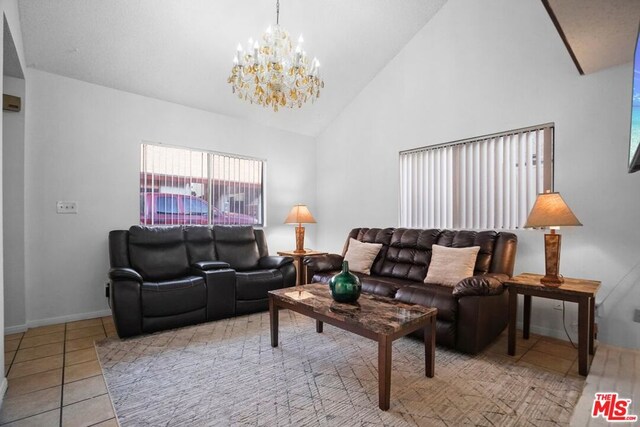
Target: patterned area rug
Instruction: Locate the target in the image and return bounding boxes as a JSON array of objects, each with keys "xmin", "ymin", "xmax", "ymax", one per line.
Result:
[{"xmin": 96, "ymin": 311, "xmax": 584, "ymax": 426}]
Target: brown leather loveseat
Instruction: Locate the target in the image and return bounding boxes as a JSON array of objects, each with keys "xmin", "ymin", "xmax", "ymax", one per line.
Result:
[{"xmin": 305, "ymin": 228, "xmax": 517, "ymax": 354}]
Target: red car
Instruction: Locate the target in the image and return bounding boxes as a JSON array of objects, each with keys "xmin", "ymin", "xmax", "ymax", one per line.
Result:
[{"xmin": 140, "ymin": 193, "xmax": 258, "ymax": 225}]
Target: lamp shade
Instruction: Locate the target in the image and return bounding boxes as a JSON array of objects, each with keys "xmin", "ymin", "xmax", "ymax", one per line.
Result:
[
  {"xmin": 284, "ymin": 205, "xmax": 316, "ymax": 224},
  {"xmin": 524, "ymin": 192, "xmax": 582, "ymax": 228}
]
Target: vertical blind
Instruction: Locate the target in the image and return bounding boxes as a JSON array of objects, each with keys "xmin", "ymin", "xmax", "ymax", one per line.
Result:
[
  {"xmin": 399, "ymin": 124, "xmax": 553, "ymax": 230},
  {"xmin": 140, "ymin": 143, "xmax": 265, "ymax": 226}
]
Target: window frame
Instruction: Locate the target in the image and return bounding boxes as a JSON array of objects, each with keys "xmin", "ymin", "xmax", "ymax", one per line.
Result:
[{"xmin": 140, "ymin": 141, "xmax": 267, "ymax": 227}]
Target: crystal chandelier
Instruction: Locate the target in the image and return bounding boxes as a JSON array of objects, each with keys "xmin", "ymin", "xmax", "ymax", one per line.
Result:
[{"xmin": 227, "ymin": 0, "xmax": 324, "ymax": 112}]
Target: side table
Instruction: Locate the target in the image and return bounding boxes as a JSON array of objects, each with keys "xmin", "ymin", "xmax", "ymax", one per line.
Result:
[
  {"xmin": 504, "ymin": 272, "xmax": 600, "ymax": 376},
  {"xmin": 277, "ymin": 250, "xmax": 328, "ymax": 285}
]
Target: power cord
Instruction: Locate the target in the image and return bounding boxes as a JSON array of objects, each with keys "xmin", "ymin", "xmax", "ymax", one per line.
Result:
[{"xmin": 562, "ymin": 301, "xmax": 577, "ymax": 349}]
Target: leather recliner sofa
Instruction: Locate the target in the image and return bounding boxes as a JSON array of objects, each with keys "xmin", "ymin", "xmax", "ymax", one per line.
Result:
[
  {"xmin": 305, "ymin": 228, "xmax": 517, "ymax": 354},
  {"xmin": 108, "ymin": 225, "xmax": 296, "ymax": 338}
]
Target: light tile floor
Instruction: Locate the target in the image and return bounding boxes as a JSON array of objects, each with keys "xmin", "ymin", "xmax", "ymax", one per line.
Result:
[
  {"xmin": 0, "ymin": 317, "xmax": 588, "ymax": 426},
  {"xmin": 570, "ymin": 344, "xmax": 640, "ymax": 426},
  {"xmin": 2, "ymin": 317, "xmax": 118, "ymax": 426},
  {"xmin": 485, "ymin": 329, "xmax": 585, "ymax": 377}
]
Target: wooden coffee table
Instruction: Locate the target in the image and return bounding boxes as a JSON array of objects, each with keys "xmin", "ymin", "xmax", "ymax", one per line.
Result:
[{"xmin": 268, "ymin": 283, "xmax": 437, "ymax": 411}]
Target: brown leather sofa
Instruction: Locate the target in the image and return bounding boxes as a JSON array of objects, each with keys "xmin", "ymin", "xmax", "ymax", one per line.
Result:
[{"xmin": 305, "ymin": 228, "xmax": 517, "ymax": 354}]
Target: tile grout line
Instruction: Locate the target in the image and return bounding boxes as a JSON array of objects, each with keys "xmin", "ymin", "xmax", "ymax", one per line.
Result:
[
  {"xmin": 59, "ymin": 322, "xmax": 68, "ymax": 427},
  {"xmin": 4, "ymin": 333, "xmax": 25, "ymax": 377},
  {"xmin": 0, "ymin": 330, "xmax": 58, "ymax": 426}
]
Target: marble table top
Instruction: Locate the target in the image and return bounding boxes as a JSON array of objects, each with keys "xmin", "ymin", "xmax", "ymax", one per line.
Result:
[
  {"xmin": 269, "ymin": 283, "xmax": 437, "ymax": 336},
  {"xmin": 506, "ymin": 273, "xmax": 601, "ymax": 297}
]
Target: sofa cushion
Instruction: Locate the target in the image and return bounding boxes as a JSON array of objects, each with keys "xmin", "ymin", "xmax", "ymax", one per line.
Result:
[
  {"xmin": 185, "ymin": 226, "xmax": 216, "ymax": 263},
  {"xmin": 141, "ymin": 276, "xmax": 206, "ymax": 317},
  {"xmin": 312, "ymin": 271, "xmax": 417, "ymax": 298},
  {"xmin": 128, "ymin": 226, "xmax": 190, "ymax": 281},
  {"xmin": 344, "ymin": 238, "xmax": 382, "ymax": 275},
  {"xmin": 436, "ymin": 230, "xmax": 498, "ymax": 275},
  {"xmin": 346, "ymin": 228, "xmax": 394, "ymax": 275},
  {"xmin": 394, "ymin": 284, "xmax": 457, "ymax": 322},
  {"xmin": 378, "ymin": 228, "xmax": 440, "ymax": 282},
  {"xmin": 214, "ymin": 226, "xmax": 260, "ymax": 271},
  {"xmin": 425, "ymin": 245, "xmax": 480, "ymax": 287},
  {"xmin": 311, "ymin": 271, "xmax": 337, "ymax": 285},
  {"xmin": 235, "ymin": 269, "xmax": 284, "ymax": 301}
]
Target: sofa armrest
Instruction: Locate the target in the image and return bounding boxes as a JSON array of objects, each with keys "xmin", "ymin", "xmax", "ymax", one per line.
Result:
[
  {"xmin": 108, "ymin": 267, "xmax": 143, "ymax": 283},
  {"xmin": 108, "ymin": 277, "xmax": 142, "ymax": 338},
  {"xmin": 258, "ymin": 256, "xmax": 294, "ymax": 269},
  {"xmin": 191, "ymin": 261, "xmax": 231, "ymax": 271},
  {"xmin": 191, "ymin": 268, "xmax": 236, "ymax": 321},
  {"xmin": 303, "ymin": 254, "xmax": 343, "ymax": 272},
  {"xmin": 452, "ymin": 273, "xmax": 509, "ymax": 297}
]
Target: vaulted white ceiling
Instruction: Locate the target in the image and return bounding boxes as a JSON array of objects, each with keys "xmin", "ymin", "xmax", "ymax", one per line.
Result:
[
  {"xmin": 18, "ymin": 0, "xmax": 446, "ymax": 136},
  {"xmin": 544, "ymin": 0, "xmax": 640, "ymax": 75}
]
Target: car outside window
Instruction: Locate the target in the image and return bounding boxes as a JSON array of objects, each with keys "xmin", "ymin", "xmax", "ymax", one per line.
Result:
[{"xmin": 156, "ymin": 196, "xmax": 179, "ymax": 214}]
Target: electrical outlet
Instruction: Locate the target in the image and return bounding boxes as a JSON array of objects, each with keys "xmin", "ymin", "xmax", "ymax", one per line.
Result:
[
  {"xmin": 56, "ymin": 201, "xmax": 78, "ymax": 214},
  {"xmin": 634, "ymin": 309, "xmax": 640, "ymax": 323}
]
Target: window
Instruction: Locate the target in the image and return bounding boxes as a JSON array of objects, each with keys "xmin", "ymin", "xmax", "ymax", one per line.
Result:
[
  {"xmin": 184, "ymin": 198, "xmax": 208, "ymax": 215},
  {"xmin": 399, "ymin": 124, "xmax": 554, "ymax": 230},
  {"xmin": 156, "ymin": 196, "xmax": 179, "ymax": 214},
  {"xmin": 140, "ymin": 143, "xmax": 265, "ymax": 226}
]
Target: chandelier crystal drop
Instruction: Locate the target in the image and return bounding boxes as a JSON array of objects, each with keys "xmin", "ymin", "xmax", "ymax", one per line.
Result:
[{"xmin": 227, "ymin": 0, "xmax": 324, "ymax": 112}]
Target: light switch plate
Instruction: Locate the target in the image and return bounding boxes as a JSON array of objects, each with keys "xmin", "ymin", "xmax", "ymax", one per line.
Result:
[{"xmin": 56, "ymin": 201, "xmax": 78, "ymax": 214}]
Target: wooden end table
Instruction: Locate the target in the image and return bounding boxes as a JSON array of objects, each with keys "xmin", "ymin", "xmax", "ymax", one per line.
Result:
[
  {"xmin": 269, "ymin": 283, "xmax": 437, "ymax": 410},
  {"xmin": 504, "ymin": 273, "xmax": 600, "ymax": 376},
  {"xmin": 277, "ymin": 250, "xmax": 327, "ymax": 285}
]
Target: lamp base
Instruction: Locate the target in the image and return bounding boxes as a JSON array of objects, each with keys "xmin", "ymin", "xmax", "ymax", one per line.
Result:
[
  {"xmin": 294, "ymin": 225, "xmax": 306, "ymax": 254},
  {"xmin": 540, "ymin": 274, "xmax": 564, "ymax": 287},
  {"xmin": 541, "ymin": 231, "xmax": 563, "ymax": 287}
]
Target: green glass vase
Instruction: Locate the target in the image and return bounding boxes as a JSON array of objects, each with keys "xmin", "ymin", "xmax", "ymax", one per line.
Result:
[{"xmin": 329, "ymin": 261, "xmax": 362, "ymax": 303}]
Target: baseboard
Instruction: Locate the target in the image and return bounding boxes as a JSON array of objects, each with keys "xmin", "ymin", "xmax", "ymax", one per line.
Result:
[
  {"xmin": 0, "ymin": 378, "xmax": 7, "ymax": 408},
  {"xmin": 4, "ymin": 309, "xmax": 112, "ymax": 334},
  {"xmin": 4, "ymin": 324, "xmax": 28, "ymax": 335}
]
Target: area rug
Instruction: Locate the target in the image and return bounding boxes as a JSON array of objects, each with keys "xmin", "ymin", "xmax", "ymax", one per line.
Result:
[{"xmin": 96, "ymin": 311, "xmax": 584, "ymax": 426}]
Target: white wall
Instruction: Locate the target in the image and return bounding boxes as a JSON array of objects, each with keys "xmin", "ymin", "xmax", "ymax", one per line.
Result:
[
  {"xmin": 20, "ymin": 68, "xmax": 316, "ymax": 328},
  {"xmin": 3, "ymin": 75, "xmax": 25, "ymax": 329},
  {"xmin": 316, "ymin": 0, "xmax": 640, "ymax": 347}
]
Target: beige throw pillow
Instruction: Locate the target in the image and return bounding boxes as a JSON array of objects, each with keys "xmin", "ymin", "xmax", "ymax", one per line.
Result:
[
  {"xmin": 424, "ymin": 245, "xmax": 480, "ymax": 287},
  {"xmin": 343, "ymin": 238, "xmax": 383, "ymax": 275}
]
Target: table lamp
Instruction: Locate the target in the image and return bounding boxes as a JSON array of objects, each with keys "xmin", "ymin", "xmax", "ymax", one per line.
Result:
[
  {"xmin": 524, "ymin": 191, "xmax": 582, "ymax": 286},
  {"xmin": 284, "ymin": 204, "xmax": 316, "ymax": 254}
]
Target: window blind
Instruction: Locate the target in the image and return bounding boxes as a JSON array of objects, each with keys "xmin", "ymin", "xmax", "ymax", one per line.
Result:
[{"xmin": 399, "ymin": 124, "xmax": 553, "ymax": 230}]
